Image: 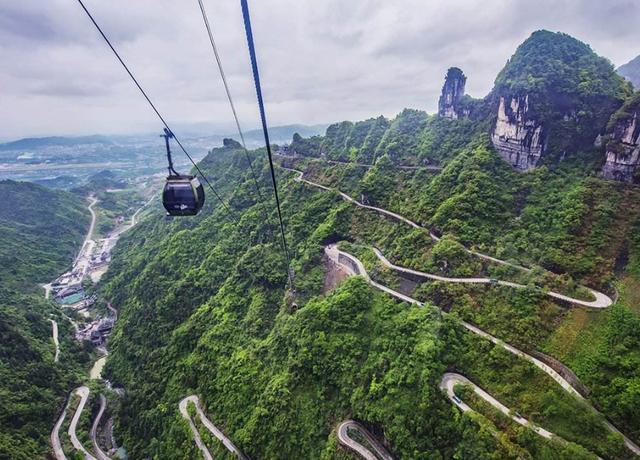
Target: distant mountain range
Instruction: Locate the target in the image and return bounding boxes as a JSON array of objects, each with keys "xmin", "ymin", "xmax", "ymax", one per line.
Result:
[
  {"xmin": 0, "ymin": 135, "xmax": 113, "ymax": 151},
  {"xmin": 0, "ymin": 124, "xmax": 328, "ymax": 152},
  {"xmin": 188, "ymin": 123, "xmax": 329, "ymax": 150},
  {"xmin": 617, "ymin": 54, "xmax": 640, "ymax": 88}
]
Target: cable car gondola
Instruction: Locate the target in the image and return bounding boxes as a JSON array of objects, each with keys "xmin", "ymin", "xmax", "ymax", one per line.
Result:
[
  {"xmin": 163, "ymin": 174, "xmax": 204, "ymax": 216},
  {"xmin": 160, "ymin": 128, "xmax": 205, "ymax": 216}
]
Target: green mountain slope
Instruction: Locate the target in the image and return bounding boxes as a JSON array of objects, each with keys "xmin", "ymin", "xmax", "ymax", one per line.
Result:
[
  {"xmin": 0, "ymin": 180, "xmax": 90, "ymax": 459},
  {"xmin": 101, "ymin": 146, "xmax": 521, "ymax": 459},
  {"xmin": 491, "ymin": 30, "xmax": 632, "ymax": 162},
  {"xmin": 0, "ymin": 180, "xmax": 90, "ymax": 291},
  {"xmin": 101, "ymin": 136, "xmax": 638, "ymax": 458},
  {"xmin": 100, "ymin": 31, "xmax": 640, "ymax": 459}
]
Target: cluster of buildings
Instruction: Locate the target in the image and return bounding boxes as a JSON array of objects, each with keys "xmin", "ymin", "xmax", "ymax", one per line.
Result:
[
  {"xmin": 53, "ymin": 284, "xmax": 84, "ymax": 304},
  {"xmin": 75, "ymin": 316, "xmax": 115, "ymax": 345},
  {"xmin": 49, "ymin": 201, "xmax": 140, "ymax": 348},
  {"xmin": 90, "ymin": 242, "xmax": 112, "ymax": 268}
]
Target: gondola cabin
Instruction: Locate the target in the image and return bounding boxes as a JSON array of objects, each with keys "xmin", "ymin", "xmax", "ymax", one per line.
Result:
[{"xmin": 162, "ymin": 175, "xmax": 205, "ymax": 216}]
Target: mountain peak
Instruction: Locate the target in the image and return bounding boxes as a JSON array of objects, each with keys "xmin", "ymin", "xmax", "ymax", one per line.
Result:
[
  {"xmin": 494, "ymin": 30, "xmax": 612, "ymax": 95},
  {"xmin": 618, "ymin": 54, "xmax": 640, "ymax": 88},
  {"xmin": 438, "ymin": 67, "xmax": 467, "ymax": 120},
  {"xmin": 490, "ymin": 30, "xmax": 630, "ymax": 170}
]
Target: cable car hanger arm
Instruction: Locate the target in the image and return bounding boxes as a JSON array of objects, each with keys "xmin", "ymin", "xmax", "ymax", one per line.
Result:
[{"xmin": 74, "ymin": 0, "xmax": 236, "ymax": 222}]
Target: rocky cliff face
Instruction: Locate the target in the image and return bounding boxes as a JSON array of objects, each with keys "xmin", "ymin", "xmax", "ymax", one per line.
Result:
[
  {"xmin": 489, "ymin": 30, "xmax": 630, "ymax": 173},
  {"xmin": 491, "ymin": 95, "xmax": 545, "ymax": 170},
  {"xmin": 438, "ymin": 67, "xmax": 467, "ymax": 119},
  {"xmin": 601, "ymin": 99, "xmax": 640, "ymax": 183}
]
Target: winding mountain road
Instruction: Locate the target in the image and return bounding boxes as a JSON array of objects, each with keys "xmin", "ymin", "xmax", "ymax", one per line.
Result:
[
  {"xmin": 441, "ymin": 373, "xmax": 607, "ymax": 459},
  {"xmin": 51, "ymin": 397, "xmax": 70, "ymax": 460},
  {"xmin": 68, "ymin": 386, "xmax": 97, "ymax": 460},
  {"xmin": 179, "ymin": 395, "xmax": 248, "ymax": 460},
  {"xmin": 337, "ymin": 420, "xmax": 394, "ymax": 460},
  {"xmin": 51, "ymin": 319, "xmax": 60, "ymax": 363},
  {"xmin": 282, "ymin": 166, "xmax": 613, "ymax": 309},
  {"xmin": 85, "ymin": 197, "xmax": 98, "ymax": 244},
  {"xmin": 90, "ymin": 394, "xmax": 112, "ymax": 460},
  {"xmin": 441, "ymin": 373, "xmax": 554, "ymax": 439},
  {"xmin": 326, "ymin": 245, "xmax": 640, "ymax": 456},
  {"xmin": 275, "ymin": 152, "xmax": 442, "ymax": 171},
  {"xmin": 372, "ymin": 248, "xmax": 611, "ymax": 308}
]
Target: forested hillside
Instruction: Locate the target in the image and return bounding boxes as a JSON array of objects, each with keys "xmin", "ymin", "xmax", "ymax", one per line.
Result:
[
  {"xmin": 0, "ymin": 180, "xmax": 90, "ymax": 459},
  {"xmin": 0, "ymin": 180, "xmax": 89, "ymax": 291},
  {"xmin": 101, "ymin": 31, "xmax": 640, "ymax": 459}
]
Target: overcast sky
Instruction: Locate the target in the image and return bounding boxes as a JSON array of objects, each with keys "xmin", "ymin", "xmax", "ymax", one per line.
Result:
[{"xmin": 1, "ymin": 0, "xmax": 639, "ymax": 140}]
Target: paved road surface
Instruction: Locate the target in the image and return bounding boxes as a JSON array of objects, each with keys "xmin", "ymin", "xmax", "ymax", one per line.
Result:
[
  {"xmin": 328, "ymin": 245, "xmax": 640, "ymax": 456},
  {"xmin": 85, "ymin": 197, "xmax": 98, "ymax": 244},
  {"xmin": 283, "ymin": 166, "xmax": 612, "ymax": 309},
  {"xmin": 51, "ymin": 397, "xmax": 70, "ymax": 460},
  {"xmin": 441, "ymin": 373, "xmax": 607, "ymax": 460},
  {"xmin": 106, "ymin": 303, "xmax": 118, "ymax": 320},
  {"xmin": 90, "ymin": 394, "xmax": 112, "ymax": 460},
  {"xmin": 179, "ymin": 395, "xmax": 248, "ymax": 460},
  {"xmin": 51, "ymin": 319, "xmax": 60, "ymax": 363},
  {"xmin": 48, "ymin": 200, "xmax": 147, "ymax": 458},
  {"xmin": 68, "ymin": 386, "xmax": 97, "ymax": 460},
  {"xmin": 441, "ymin": 373, "xmax": 555, "ymax": 439},
  {"xmin": 66, "ymin": 196, "xmax": 99, "ymax": 284},
  {"xmin": 372, "ymin": 247, "xmax": 611, "ymax": 309},
  {"xmin": 337, "ymin": 420, "xmax": 394, "ymax": 460},
  {"xmin": 128, "ymin": 199, "xmax": 150, "ymax": 227},
  {"xmin": 275, "ymin": 152, "xmax": 442, "ymax": 171}
]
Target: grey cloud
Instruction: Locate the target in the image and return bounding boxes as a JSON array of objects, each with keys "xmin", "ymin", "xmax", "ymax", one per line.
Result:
[
  {"xmin": 0, "ymin": 7, "xmax": 59, "ymax": 42},
  {"xmin": 0, "ymin": 0, "xmax": 638, "ymax": 139}
]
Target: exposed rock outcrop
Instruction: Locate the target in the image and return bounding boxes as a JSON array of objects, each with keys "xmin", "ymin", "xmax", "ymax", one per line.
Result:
[
  {"xmin": 489, "ymin": 30, "xmax": 629, "ymax": 172},
  {"xmin": 601, "ymin": 96, "xmax": 640, "ymax": 183},
  {"xmin": 438, "ymin": 68, "xmax": 468, "ymax": 119},
  {"xmin": 491, "ymin": 95, "xmax": 545, "ymax": 170},
  {"xmin": 223, "ymin": 138, "xmax": 242, "ymax": 149}
]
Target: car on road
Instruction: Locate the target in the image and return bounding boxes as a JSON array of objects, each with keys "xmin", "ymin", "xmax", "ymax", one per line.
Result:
[{"xmin": 452, "ymin": 395, "xmax": 462, "ymax": 404}]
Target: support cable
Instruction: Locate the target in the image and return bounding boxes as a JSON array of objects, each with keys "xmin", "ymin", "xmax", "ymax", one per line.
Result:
[
  {"xmin": 240, "ymin": 0, "xmax": 294, "ymax": 288},
  {"xmin": 75, "ymin": 0, "xmax": 236, "ymax": 222},
  {"xmin": 196, "ymin": 0, "xmax": 267, "ymax": 205}
]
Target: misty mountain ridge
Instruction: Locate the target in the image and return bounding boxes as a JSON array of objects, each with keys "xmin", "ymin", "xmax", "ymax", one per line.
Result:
[
  {"xmin": 0, "ymin": 123, "xmax": 328, "ymax": 152},
  {"xmin": 617, "ymin": 54, "xmax": 640, "ymax": 88}
]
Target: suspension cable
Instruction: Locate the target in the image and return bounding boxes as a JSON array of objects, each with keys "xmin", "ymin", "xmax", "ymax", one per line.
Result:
[
  {"xmin": 240, "ymin": 0, "xmax": 294, "ymax": 288},
  {"xmin": 195, "ymin": 0, "xmax": 268, "ymax": 205},
  {"xmin": 75, "ymin": 0, "xmax": 236, "ymax": 222}
]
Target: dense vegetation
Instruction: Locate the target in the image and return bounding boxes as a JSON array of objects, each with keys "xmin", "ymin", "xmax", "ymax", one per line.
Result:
[
  {"xmin": 101, "ymin": 145, "xmax": 542, "ymax": 458},
  {"xmin": 288, "ymin": 108, "xmax": 481, "ymax": 167},
  {"xmin": 101, "ymin": 134, "xmax": 637, "ymax": 458},
  {"xmin": 290, "ymin": 31, "xmax": 634, "ymax": 173},
  {"xmin": 97, "ymin": 30, "xmax": 640, "ymax": 459},
  {"xmin": 492, "ymin": 30, "xmax": 632, "ymax": 162},
  {"xmin": 0, "ymin": 180, "xmax": 90, "ymax": 459},
  {"xmin": 0, "ymin": 180, "xmax": 89, "ymax": 291}
]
